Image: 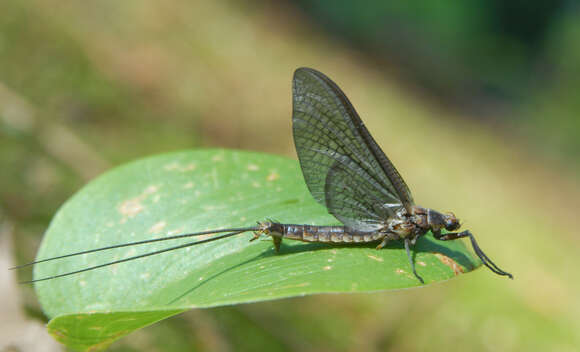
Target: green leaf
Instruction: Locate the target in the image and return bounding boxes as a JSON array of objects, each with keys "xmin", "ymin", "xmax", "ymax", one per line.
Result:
[{"xmin": 33, "ymin": 149, "xmax": 480, "ymax": 350}]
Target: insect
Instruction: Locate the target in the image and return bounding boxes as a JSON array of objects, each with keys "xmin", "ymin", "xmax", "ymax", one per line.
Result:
[{"xmin": 15, "ymin": 67, "xmax": 512, "ymax": 284}]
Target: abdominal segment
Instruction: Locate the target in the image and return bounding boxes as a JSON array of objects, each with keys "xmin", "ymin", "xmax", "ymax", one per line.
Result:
[{"xmin": 280, "ymin": 224, "xmax": 384, "ymax": 243}]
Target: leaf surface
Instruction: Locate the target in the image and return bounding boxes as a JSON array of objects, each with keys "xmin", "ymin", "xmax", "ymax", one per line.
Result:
[{"xmin": 34, "ymin": 149, "xmax": 479, "ymax": 350}]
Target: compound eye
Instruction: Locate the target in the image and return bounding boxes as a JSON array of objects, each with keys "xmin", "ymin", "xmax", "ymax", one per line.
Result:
[{"xmin": 445, "ymin": 219, "xmax": 459, "ymax": 231}]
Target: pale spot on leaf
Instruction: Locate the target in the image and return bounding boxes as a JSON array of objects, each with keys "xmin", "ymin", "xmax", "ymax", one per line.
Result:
[
  {"xmin": 164, "ymin": 162, "xmax": 180, "ymax": 171},
  {"xmin": 143, "ymin": 185, "xmax": 159, "ymax": 194},
  {"xmin": 118, "ymin": 185, "xmax": 160, "ymax": 220},
  {"xmin": 323, "ymin": 265, "xmax": 332, "ymax": 271},
  {"xmin": 118, "ymin": 198, "xmax": 144, "ymax": 218},
  {"xmin": 148, "ymin": 221, "xmax": 167, "ymax": 234},
  {"xmin": 181, "ymin": 163, "xmax": 196, "ymax": 171},
  {"xmin": 184, "ymin": 182, "xmax": 194, "ymax": 189},
  {"xmin": 266, "ymin": 171, "xmax": 279, "ymax": 181},
  {"xmin": 367, "ymin": 255, "xmax": 384, "ymax": 262},
  {"xmin": 164, "ymin": 161, "xmax": 197, "ymax": 172},
  {"xmin": 167, "ymin": 227, "xmax": 184, "ymax": 235},
  {"xmin": 269, "ymin": 283, "xmax": 310, "ymax": 291},
  {"xmin": 247, "ymin": 164, "xmax": 259, "ymax": 171}
]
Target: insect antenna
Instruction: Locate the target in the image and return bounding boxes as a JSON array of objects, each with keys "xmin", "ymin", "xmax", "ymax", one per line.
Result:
[{"xmin": 13, "ymin": 226, "xmax": 260, "ymax": 283}]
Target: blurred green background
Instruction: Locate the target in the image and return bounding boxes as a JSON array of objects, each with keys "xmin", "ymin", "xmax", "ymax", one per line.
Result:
[{"xmin": 1, "ymin": 1, "xmax": 579, "ymax": 351}]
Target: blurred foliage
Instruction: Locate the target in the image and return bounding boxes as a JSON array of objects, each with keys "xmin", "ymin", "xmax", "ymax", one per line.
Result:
[
  {"xmin": 1, "ymin": 0, "xmax": 579, "ymax": 351},
  {"xmin": 294, "ymin": 0, "xmax": 580, "ymax": 164}
]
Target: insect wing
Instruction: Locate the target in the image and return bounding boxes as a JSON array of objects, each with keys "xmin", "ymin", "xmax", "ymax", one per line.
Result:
[
  {"xmin": 292, "ymin": 67, "xmax": 414, "ymax": 230},
  {"xmin": 324, "ymin": 161, "xmax": 394, "ymax": 231}
]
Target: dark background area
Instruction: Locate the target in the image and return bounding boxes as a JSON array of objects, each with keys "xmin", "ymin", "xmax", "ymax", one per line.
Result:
[
  {"xmin": 293, "ymin": 0, "xmax": 580, "ymax": 161},
  {"xmin": 1, "ymin": 1, "xmax": 579, "ymax": 351}
]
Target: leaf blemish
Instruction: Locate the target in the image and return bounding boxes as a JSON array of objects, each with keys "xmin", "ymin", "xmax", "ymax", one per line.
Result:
[
  {"xmin": 418, "ymin": 261, "xmax": 426, "ymax": 267},
  {"xmin": 144, "ymin": 185, "xmax": 159, "ymax": 194},
  {"xmin": 434, "ymin": 253, "xmax": 464, "ymax": 275},
  {"xmin": 118, "ymin": 185, "xmax": 159, "ymax": 220},
  {"xmin": 266, "ymin": 171, "xmax": 279, "ymax": 181},
  {"xmin": 269, "ymin": 283, "xmax": 310, "ymax": 291},
  {"xmin": 367, "ymin": 255, "xmax": 384, "ymax": 262},
  {"xmin": 167, "ymin": 227, "xmax": 184, "ymax": 235},
  {"xmin": 164, "ymin": 162, "xmax": 180, "ymax": 171},
  {"xmin": 181, "ymin": 163, "xmax": 196, "ymax": 171},
  {"xmin": 148, "ymin": 221, "xmax": 167, "ymax": 233},
  {"xmin": 184, "ymin": 182, "xmax": 194, "ymax": 189},
  {"xmin": 247, "ymin": 164, "xmax": 259, "ymax": 171},
  {"xmin": 164, "ymin": 162, "xmax": 197, "ymax": 172},
  {"xmin": 323, "ymin": 265, "xmax": 332, "ymax": 270},
  {"xmin": 396, "ymin": 269, "xmax": 405, "ymax": 274},
  {"xmin": 118, "ymin": 197, "xmax": 144, "ymax": 218}
]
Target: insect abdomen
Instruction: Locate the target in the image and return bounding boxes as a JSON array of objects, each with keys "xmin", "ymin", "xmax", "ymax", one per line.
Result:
[{"xmin": 282, "ymin": 224, "xmax": 382, "ymax": 243}]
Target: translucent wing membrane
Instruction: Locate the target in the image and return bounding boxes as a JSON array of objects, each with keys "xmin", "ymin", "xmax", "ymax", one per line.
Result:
[
  {"xmin": 325, "ymin": 161, "xmax": 394, "ymax": 231},
  {"xmin": 292, "ymin": 67, "xmax": 414, "ymax": 230}
]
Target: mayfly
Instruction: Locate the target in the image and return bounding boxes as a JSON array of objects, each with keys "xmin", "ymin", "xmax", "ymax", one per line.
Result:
[{"xmin": 14, "ymin": 67, "xmax": 512, "ymax": 284}]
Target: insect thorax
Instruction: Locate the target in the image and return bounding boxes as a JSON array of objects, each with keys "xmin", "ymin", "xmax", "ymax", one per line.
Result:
[
  {"xmin": 384, "ymin": 206, "xmax": 446, "ymax": 241},
  {"xmin": 409, "ymin": 205, "xmax": 459, "ymax": 234}
]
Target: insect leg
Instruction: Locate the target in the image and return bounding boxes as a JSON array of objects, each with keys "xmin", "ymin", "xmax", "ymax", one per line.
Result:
[
  {"xmin": 272, "ymin": 236, "xmax": 283, "ymax": 253},
  {"xmin": 249, "ymin": 221, "xmax": 283, "ymax": 253},
  {"xmin": 404, "ymin": 238, "xmax": 424, "ymax": 284},
  {"xmin": 434, "ymin": 230, "xmax": 513, "ymax": 279},
  {"xmin": 432, "ymin": 230, "xmax": 467, "ymax": 241},
  {"xmin": 375, "ymin": 235, "xmax": 389, "ymax": 249}
]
